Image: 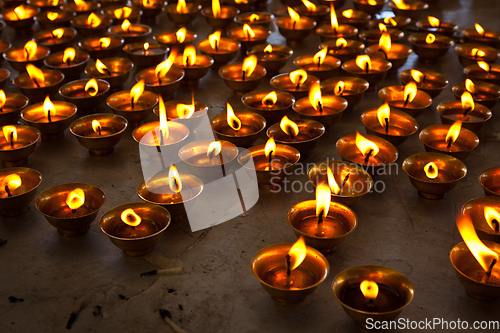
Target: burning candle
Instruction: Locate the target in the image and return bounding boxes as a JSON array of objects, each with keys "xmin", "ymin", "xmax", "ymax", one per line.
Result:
[
  {"xmin": 361, "ymin": 103, "xmax": 419, "ymax": 146},
  {"xmin": 100, "ymin": 202, "xmax": 171, "ymax": 256},
  {"xmin": 479, "ymin": 167, "xmax": 500, "ymax": 197},
  {"xmin": 63, "ymin": 0, "xmax": 100, "ymax": 14},
  {"xmin": 450, "ymin": 214, "xmax": 500, "ymax": 300},
  {"xmin": 71, "ymin": 12, "xmax": 112, "ymax": 37},
  {"xmin": 408, "ymin": 32, "xmax": 454, "ymax": 61},
  {"xmin": 132, "ymin": 0, "xmax": 167, "ymax": 22},
  {"xmin": 36, "ymin": 9, "xmax": 74, "ymax": 30},
  {"xmin": 197, "ymin": 31, "xmax": 240, "ymax": 68},
  {"xmin": 353, "ymin": 0, "xmax": 386, "ymax": 15},
  {"xmin": 318, "ymin": 38, "xmax": 365, "ymax": 62},
  {"xmin": 234, "ymin": 11, "xmax": 275, "ymax": 27},
  {"xmin": 44, "ymin": 47, "xmax": 89, "ymax": 79},
  {"xmin": 200, "ymin": 0, "xmax": 239, "ymax": 30},
  {"xmin": 0, "ymin": 125, "xmax": 40, "ymax": 166},
  {"xmin": 33, "ymin": 27, "xmax": 76, "ymax": 52},
  {"xmin": 452, "ymin": 78, "xmax": 500, "ymax": 108},
  {"xmin": 241, "ymin": 89, "xmax": 295, "ymax": 124},
  {"xmin": 210, "ymin": 103, "xmax": 266, "ymax": 147},
  {"xmin": 36, "ymin": 183, "xmax": 106, "ymax": 236},
  {"xmin": 59, "ymin": 78, "xmax": 111, "ymax": 114},
  {"xmin": 173, "ymin": 45, "xmax": 214, "ymax": 85},
  {"xmin": 0, "ymin": 167, "xmax": 42, "ymax": 216},
  {"xmin": 13, "ymin": 64, "xmax": 65, "ymax": 103},
  {"xmin": 378, "ymin": 82, "xmax": 432, "ymax": 118},
  {"xmin": 293, "ymin": 81, "xmax": 347, "ymax": 133},
  {"xmin": 365, "ymin": 32, "xmax": 412, "ymax": 72},
  {"xmin": 153, "ymin": 94, "xmax": 207, "ymax": 130},
  {"xmin": 337, "ymin": 8, "xmax": 371, "ymax": 30},
  {"xmin": 227, "ymin": 24, "xmax": 271, "ymax": 54},
  {"xmin": 388, "ymin": 0, "xmax": 428, "ymax": 20},
  {"xmin": 463, "ymin": 23, "xmax": 500, "ymax": 47},
  {"xmin": 359, "ymin": 22, "xmax": 404, "ymax": 46},
  {"xmin": 275, "ymin": 6, "xmax": 317, "ymax": 42},
  {"xmin": 455, "ymin": 43, "xmax": 500, "ymax": 67},
  {"xmin": 219, "ymin": 55, "xmax": 266, "ymax": 95},
  {"xmin": 293, "ymin": 0, "xmax": 330, "ymax": 24},
  {"xmin": 123, "ymin": 42, "xmax": 169, "ymax": 69},
  {"xmin": 78, "ymin": 36, "xmax": 124, "ymax": 59},
  {"xmin": 462, "ymin": 197, "xmax": 500, "ymax": 244},
  {"xmin": 0, "ymin": 91, "xmax": 29, "ymax": 126},
  {"xmin": 436, "ymin": 91, "xmax": 492, "ymax": 132},
  {"xmin": 85, "ymin": 57, "xmax": 134, "ymax": 91},
  {"xmin": 250, "ymin": 237, "xmax": 330, "ymax": 303},
  {"xmin": 2, "ymin": 4, "xmax": 40, "ymax": 31},
  {"xmin": 246, "ymin": 44, "xmax": 293, "ymax": 76},
  {"xmin": 108, "ymin": 19, "xmax": 152, "ymax": 44},
  {"xmin": 293, "ymin": 46, "xmax": 341, "ymax": 80},
  {"xmin": 270, "ymin": 69, "xmax": 320, "ymax": 100},
  {"xmin": 321, "ymin": 77, "xmax": 369, "ymax": 111},
  {"xmin": 399, "ymin": 68, "xmax": 449, "ymax": 98},
  {"xmin": 4, "ymin": 40, "xmax": 50, "ymax": 72},
  {"xmin": 266, "ymin": 116, "xmax": 325, "ymax": 158},
  {"xmin": 368, "ymin": 15, "xmax": 411, "ymax": 30},
  {"xmin": 164, "ymin": 0, "xmax": 202, "ymax": 27},
  {"xmin": 342, "ymin": 55, "xmax": 392, "ymax": 91},
  {"xmin": 103, "ymin": 5, "xmax": 140, "ymax": 25},
  {"xmin": 419, "ymin": 122, "xmax": 479, "ymax": 160},
  {"xmin": 154, "ymin": 27, "xmax": 197, "ymax": 50},
  {"xmin": 416, "ymin": 16, "xmax": 459, "ymax": 37},
  {"xmin": 316, "ymin": 5, "xmax": 357, "ymax": 41},
  {"xmin": 27, "ymin": 0, "xmax": 63, "ymax": 11},
  {"xmin": 464, "ymin": 62, "xmax": 500, "ymax": 86}
]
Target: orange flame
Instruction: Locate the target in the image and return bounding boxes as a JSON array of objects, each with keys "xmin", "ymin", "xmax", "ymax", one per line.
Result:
[
  {"xmin": 410, "ymin": 69, "xmax": 424, "ymax": 84},
  {"xmin": 66, "ymin": 188, "xmax": 85, "ymax": 210},
  {"xmin": 13, "ymin": 5, "xmax": 29, "ymax": 20},
  {"xmin": 212, "ymin": 0, "xmax": 221, "ymax": 18},
  {"xmin": 121, "ymin": 19, "xmax": 131, "ymax": 32},
  {"xmin": 376, "ymin": 103, "xmax": 390, "ymax": 128},
  {"xmin": 392, "ymin": 0, "xmax": 410, "ymax": 10},
  {"xmin": 379, "ymin": 32, "xmax": 391, "ymax": 54},
  {"xmin": 74, "ymin": 0, "xmax": 90, "ymax": 11},
  {"xmin": 384, "ymin": 17, "xmax": 397, "ymax": 26},
  {"xmin": 355, "ymin": 132, "xmax": 379, "ymax": 158},
  {"xmin": 87, "ymin": 12, "xmax": 101, "ymax": 27},
  {"xmin": 428, "ymin": 16, "xmax": 440, "ymax": 28},
  {"xmin": 176, "ymin": 0, "xmax": 188, "ymax": 13},
  {"xmin": 176, "ymin": 27, "xmax": 187, "ymax": 43},
  {"xmin": 243, "ymin": 24, "xmax": 256, "ymax": 40},
  {"xmin": 355, "ymin": 55, "xmax": 372, "ymax": 72},
  {"xmin": 425, "ymin": 33, "xmax": 436, "ymax": 44},
  {"xmin": 342, "ymin": 9, "xmax": 354, "ymax": 18},
  {"xmin": 280, "ymin": 115, "xmax": 299, "ymax": 137},
  {"xmin": 445, "ymin": 121, "xmax": 462, "ymax": 145},
  {"xmin": 130, "ymin": 80, "xmax": 145, "ymax": 105},
  {"xmin": 330, "ymin": 4, "xmax": 338, "ymax": 30},
  {"xmin": 314, "ymin": 47, "xmax": 328, "ymax": 66},
  {"xmin": 92, "ymin": 119, "xmax": 101, "ymax": 134},
  {"xmin": 99, "ymin": 37, "xmax": 111, "ymax": 48},
  {"xmin": 302, "ymin": 0, "xmax": 317, "ymax": 11},
  {"xmin": 423, "ymin": 161, "xmax": 438, "ymax": 179},
  {"xmin": 289, "ymin": 69, "xmax": 308, "ymax": 86},
  {"xmin": 182, "ymin": 45, "xmax": 197, "ymax": 67},
  {"xmin": 475, "ymin": 23, "xmax": 485, "ymax": 36},
  {"xmin": 95, "ymin": 59, "xmax": 109, "ymax": 75},
  {"xmin": 1, "ymin": 174, "xmax": 21, "ymax": 193},
  {"xmin": 288, "ymin": 236, "xmax": 307, "ymax": 271},
  {"xmin": 308, "ymin": 81, "xmax": 323, "ymax": 112},
  {"xmin": 26, "ymin": 64, "xmax": 45, "ymax": 87},
  {"xmin": 264, "ymin": 136, "xmax": 275, "ymax": 159},
  {"xmin": 24, "ymin": 41, "xmax": 37, "ymax": 60},
  {"xmin": 461, "ymin": 91, "xmax": 475, "ymax": 112},
  {"xmin": 368, "ymin": 0, "xmax": 377, "ymax": 4},
  {"xmin": 207, "ymin": 141, "xmax": 222, "ymax": 158},
  {"xmin": 155, "ymin": 50, "xmax": 177, "ymax": 80},
  {"xmin": 288, "ymin": 6, "xmax": 301, "ymax": 25},
  {"xmin": 227, "ymin": 103, "xmax": 241, "ymax": 131},
  {"xmin": 316, "ymin": 182, "xmax": 331, "ymax": 217},
  {"xmin": 85, "ymin": 78, "xmax": 98, "ymax": 96},
  {"xmin": 478, "ymin": 61, "xmax": 491, "ymax": 73},
  {"xmin": 209, "ymin": 31, "xmax": 220, "ymax": 50},
  {"xmin": 158, "ymin": 95, "xmax": 169, "ymax": 144},
  {"xmin": 142, "ymin": 0, "xmax": 153, "ymax": 7},
  {"xmin": 484, "ymin": 207, "xmax": 500, "ymax": 232},
  {"xmin": 2, "ymin": 126, "xmax": 17, "ymax": 142},
  {"xmin": 52, "ymin": 28, "xmax": 64, "ymax": 39},
  {"xmin": 121, "ymin": 208, "xmax": 142, "ymax": 227},
  {"xmin": 471, "ymin": 48, "xmax": 486, "ymax": 58},
  {"xmin": 262, "ymin": 91, "xmax": 277, "ymax": 107},
  {"xmin": 43, "ymin": 95, "xmax": 55, "ymax": 119},
  {"xmin": 242, "ymin": 55, "xmax": 257, "ymax": 78},
  {"xmin": 249, "ymin": 13, "xmax": 260, "ymax": 22},
  {"xmin": 327, "ymin": 167, "xmax": 340, "ymax": 194},
  {"xmin": 63, "ymin": 47, "xmax": 76, "ymax": 64},
  {"xmin": 336, "ymin": 38, "xmax": 347, "ymax": 48},
  {"xmin": 465, "ymin": 78, "xmax": 476, "ymax": 94},
  {"xmin": 403, "ymin": 82, "xmax": 417, "ymax": 105},
  {"xmin": 47, "ymin": 12, "xmax": 59, "ymax": 21},
  {"xmin": 457, "ymin": 214, "xmax": 499, "ymax": 273},
  {"xmin": 334, "ymin": 81, "xmax": 344, "ymax": 96},
  {"xmin": 0, "ymin": 90, "xmax": 5, "ymax": 109},
  {"xmin": 378, "ymin": 23, "xmax": 387, "ymax": 32},
  {"xmin": 114, "ymin": 7, "xmax": 132, "ymax": 19},
  {"xmin": 360, "ymin": 280, "xmax": 379, "ymax": 300},
  {"xmin": 143, "ymin": 42, "xmax": 149, "ymax": 51},
  {"xmin": 169, "ymin": 164, "xmax": 182, "ymax": 193}
]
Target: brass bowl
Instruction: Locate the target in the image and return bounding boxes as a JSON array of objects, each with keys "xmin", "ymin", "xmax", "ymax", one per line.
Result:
[
  {"xmin": 293, "ymin": 95, "xmax": 347, "ymax": 134},
  {"xmin": 219, "ymin": 62, "xmax": 266, "ymax": 96},
  {"xmin": 153, "ymin": 30, "xmax": 197, "ymax": 50},
  {"xmin": 197, "ymin": 38, "xmax": 240, "ymax": 68},
  {"xmin": 462, "ymin": 28, "xmax": 500, "ymax": 47},
  {"xmin": 293, "ymin": 54, "xmax": 341, "ymax": 81},
  {"xmin": 21, "ymin": 101, "xmax": 77, "ymax": 141},
  {"xmin": 36, "ymin": 183, "xmax": 106, "ymax": 236},
  {"xmin": 368, "ymin": 16, "xmax": 411, "ymax": 30},
  {"xmin": 332, "ymin": 265, "xmax": 414, "ymax": 327},
  {"xmin": 226, "ymin": 25, "xmax": 271, "ymax": 55},
  {"xmin": 267, "ymin": 119, "xmax": 325, "ymax": 159},
  {"xmin": 59, "ymin": 78, "xmax": 111, "ymax": 114},
  {"xmin": 419, "ymin": 124, "xmax": 479, "ymax": 161},
  {"xmin": 201, "ymin": 6, "xmax": 239, "ymax": 30},
  {"xmin": 464, "ymin": 64, "xmax": 500, "ymax": 86},
  {"xmin": 211, "ymin": 110, "xmax": 266, "ymax": 148},
  {"xmin": 251, "ymin": 242, "xmax": 329, "ymax": 304},
  {"xmin": 164, "ymin": 3, "xmax": 201, "ymax": 26},
  {"xmin": 315, "ymin": 24, "xmax": 359, "ymax": 43},
  {"xmin": 378, "ymin": 85, "xmax": 432, "ymax": 118},
  {"xmin": 402, "ymin": 152, "xmax": 467, "ymax": 200},
  {"xmin": 4, "ymin": 45, "xmax": 50, "ymax": 72},
  {"xmin": 136, "ymin": 66, "xmax": 185, "ymax": 101},
  {"xmin": 287, "ymin": 200, "xmax": 358, "ymax": 253},
  {"xmin": 321, "ymin": 77, "xmax": 369, "ymax": 111},
  {"xmin": 0, "ymin": 167, "xmax": 42, "ymax": 216},
  {"xmin": 123, "ymin": 42, "xmax": 168, "ymax": 69},
  {"xmin": 451, "ymin": 81, "xmax": 500, "ymax": 109},
  {"xmin": 455, "ymin": 43, "xmax": 500, "ymax": 67},
  {"xmin": 246, "ymin": 44, "xmax": 293, "ymax": 75},
  {"xmin": 462, "ymin": 196, "xmax": 500, "ymax": 244},
  {"xmin": 70, "ymin": 113, "xmax": 128, "ymax": 155},
  {"xmin": 293, "ymin": 4, "xmax": 330, "ymax": 24},
  {"xmin": 436, "ymin": 100, "xmax": 491, "ymax": 133},
  {"xmin": 388, "ymin": 0, "xmax": 428, "ymax": 20},
  {"xmin": 308, "ymin": 160, "xmax": 373, "ymax": 206},
  {"xmin": 33, "ymin": 27, "xmax": 77, "ymax": 53},
  {"xmin": 450, "ymin": 241, "xmax": 500, "ymax": 301},
  {"xmin": 106, "ymin": 89, "xmax": 158, "ymax": 128},
  {"xmin": 84, "ymin": 57, "xmax": 134, "ymax": 90},
  {"xmin": 269, "ymin": 73, "xmax": 320, "ymax": 100},
  {"xmin": 2, "ymin": 4, "xmax": 40, "ymax": 31},
  {"xmin": 102, "ymin": 5, "xmax": 141, "ymax": 25},
  {"xmin": 43, "ymin": 49, "xmax": 89, "ymax": 79},
  {"xmin": 0, "ymin": 93, "xmax": 29, "ymax": 126},
  {"xmin": 275, "ymin": 16, "xmax": 317, "ymax": 41},
  {"xmin": 108, "ymin": 23, "xmax": 152, "ymax": 44},
  {"xmin": 318, "ymin": 39, "xmax": 365, "ymax": 63},
  {"xmin": 408, "ymin": 33, "xmax": 454, "ymax": 60},
  {"xmin": 78, "ymin": 35, "xmax": 124, "ymax": 59},
  {"xmin": 353, "ymin": 0, "xmax": 386, "ymax": 15},
  {"xmin": 361, "ymin": 107, "xmax": 419, "ymax": 146},
  {"xmin": 0, "ymin": 125, "xmax": 40, "ymax": 167},
  {"xmin": 234, "ymin": 11, "xmax": 275, "ymax": 27},
  {"xmin": 399, "ymin": 68, "xmax": 449, "ymax": 98},
  {"xmin": 337, "ymin": 9, "xmax": 371, "ymax": 30},
  {"xmin": 241, "ymin": 89, "xmax": 295, "ymax": 125},
  {"xmin": 415, "ymin": 19, "xmax": 459, "ymax": 37},
  {"xmin": 153, "ymin": 100, "xmax": 208, "ymax": 130},
  {"xmin": 132, "ymin": 120, "xmax": 190, "ymax": 159},
  {"xmin": 13, "ymin": 69, "xmax": 64, "ymax": 103},
  {"xmin": 71, "ymin": 13, "xmax": 111, "ymax": 37},
  {"xmin": 341, "ymin": 58, "xmax": 392, "ymax": 91},
  {"xmin": 479, "ymin": 167, "xmax": 500, "ymax": 197},
  {"xmin": 359, "ymin": 28, "xmax": 403, "ymax": 46},
  {"xmin": 365, "ymin": 43, "xmax": 412, "ymax": 72},
  {"xmin": 36, "ymin": 9, "xmax": 74, "ymax": 30},
  {"xmin": 100, "ymin": 202, "xmax": 171, "ymax": 256}
]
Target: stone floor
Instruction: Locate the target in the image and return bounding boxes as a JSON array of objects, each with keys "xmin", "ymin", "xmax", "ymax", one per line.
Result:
[{"xmin": 1, "ymin": 0, "xmax": 500, "ymax": 332}]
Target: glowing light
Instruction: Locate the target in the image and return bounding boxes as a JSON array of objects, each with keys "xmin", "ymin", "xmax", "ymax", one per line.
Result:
[
  {"xmin": 87, "ymin": 12, "xmax": 102, "ymax": 27},
  {"xmin": 445, "ymin": 121, "xmax": 462, "ymax": 146},
  {"xmin": 355, "ymin": 55, "xmax": 372, "ymax": 72},
  {"xmin": 26, "ymin": 64, "xmax": 45, "ymax": 87},
  {"xmin": 308, "ymin": 81, "xmax": 323, "ymax": 112},
  {"xmin": 314, "ymin": 47, "xmax": 328, "ymax": 66},
  {"xmin": 182, "ymin": 45, "xmax": 197, "ymax": 67},
  {"xmin": 423, "ymin": 162, "xmax": 438, "ymax": 179},
  {"xmin": 243, "ymin": 24, "xmax": 256, "ymax": 40},
  {"xmin": 376, "ymin": 103, "xmax": 390, "ymax": 129},
  {"xmin": 355, "ymin": 132, "xmax": 379, "ymax": 159},
  {"xmin": 360, "ymin": 280, "xmax": 379, "ymax": 300},
  {"xmin": 280, "ymin": 116, "xmax": 299, "ymax": 137},
  {"xmin": 428, "ymin": 16, "xmax": 440, "ymax": 28},
  {"xmin": 62, "ymin": 47, "xmax": 76, "ymax": 64},
  {"xmin": 212, "ymin": 0, "xmax": 221, "ymax": 18},
  {"xmin": 66, "ymin": 188, "xmax": 85, "ymax": 210},
  {"xmin": 288, "ymin": 236, "xmax": 307, "ymax": 271},
  {"xmin": 24, "ymin": 41, "xmax": 37, "ymax": 61},
  {"xmin": 316, "ymin": 183, "xmax": 331, "ymax": 217},
  {"xmin": 176, "ymin": 0, "xmax": 188, "ymax": 14},
  {"xmin": 242, "ymin": 55, "xmax": 257, "ymax": 78},
  {"xmin": 121, "ymin": 208, "xmax": 142, "ymax": 227},
  {"xmin": 227, "ymin": 103, "xmax": 241, "ymax": 131},
  {"xmin": 209, "ymin": 31, "xmax": 220, "ymax": 50},
  {"xmin": 169, "ymin": 164, "xmax": 182, "ymax": 193},
  {"xmin": 262, "ymin": 91, "xmax": 277, "ymax": 107},
  {"xmin": 176, "ymin": 27, "xmax": 187, "ymax": 43},
  {"xmin": 425, "ymin": 33, "xmax": 436, "ymax": 44}
]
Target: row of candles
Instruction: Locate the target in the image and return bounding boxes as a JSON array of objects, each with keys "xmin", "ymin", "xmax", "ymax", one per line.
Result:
[{"xmin": 0, "ymin": 0, "xmax": 499, "ymax": 325}]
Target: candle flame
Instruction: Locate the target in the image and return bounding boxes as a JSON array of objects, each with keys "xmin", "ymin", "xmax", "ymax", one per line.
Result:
[
  {"xmin": 330, "ymin": 4, "xmax": 338, "ymax": 30},
  {"xmin": 114, "ymin": 7, "xmax": 132, "ymax": 19},
  {"xmin": 176, "ymin": 27, "xmax": 187, "ymax": 43},
  {"xmin": 74, "ymin": 0, "xmax": 90, "ymax": 11},
  {"xmin": 85, "ymin": 78, "xmax": 99, "ymax": 96},
  {"xmin": 144, "ymin": 42, "xmax": 149, "ymax": 51},
  {"xmin": 26, "ymin": 64, "xmax": 45, "ymax": 87},
  {"xmin": 235, "ymin": 0, "xmax": 248, "ymax": 3},
  {"xmin": 457, "ymin": 213, "xmax": 499, "ymax": 272},
  {"xmin": 43, "ymin": 95, "xmax": 55, "ymax": 119},
  {"xmin": 182, "ymin": 45, "xmax": 197, "ymax": 66},
  {"xmin": 378, "ymin": 23, "xmax": 387, "ymax": 32},
  {"xmin": 249, "ymin": 13, "xmax": 260, "ymax": 22},
  {"xmin": 0, "ymin": 90, "xmax": 5, "ymax": 109},
  {"xmin": 461, "ymin": 91, "xmax": 475, "ymax": 112},
  {"xmin": 95, "ymin": 59, "xmax": 109, "ymax": 75},
  {"xmin": 445, "ymin": 121, "xmax": 462, "ymax": 145},
  {"xmin": 475, "ymin": 23, "xmax": 484, "ymax": 35},
  {"xmin": 155, "ymin": 50, "xmax": 177, "ymax": 81},
  {"xmin": 209, "ymin": 31, "xmax": 221, "ymax": 50},
  {"xmin": 176, "ymin": 0, "xmax": 188, "ymax": 14},
  {"xmin": 99, "ymin": 37, "xmax": 111, "ymax": 48},
  {"xmin": 24, "ymin": 41, "xmax": 37, "ymax": 61},
  {"xmin": 308, "ymin": 81, "xmax": 323, "ymax": 112},
  {"xmin": 1, "ymin": 174, "xmax": 21, "ymax": 193},
  {"xmin": 142, "ymin": 0, "xmax": 153, "ymax": 7},
  {"xmin": 288, "ymin": 7, "xmax": 301, "ymax": 25},
  {"xmin": 227, "ymin": 103, "xmax": 241, "ymax": 131},
  {"xmin": 384, "ymin": 17, "xmax": 397, "ymax": 26},
  {"xmin": 404, "ymin": 82, "xmax": 417, "ymax": 104},
  {"xmin": 302, "ymin": 0, "xmax": 317, "ymax": 11},
  {"xmin": 52, "ymin": 28, "xmax": 64, "ymax": 39},
  {"xmin": 392, "ymin": 0, "xmax": 410, "ymax": 9},
  {"xmin": 168, "ymin": 164, "xmax": 182, "ymax": 193},
  {"xmin": 342, "ymin": 9, "xmax": 354, "ymax": 19},
  {"xmin": 121, "ymin": 208, "xmax": 142, "ymax": 227},
  {"xmin": 336, "ymin": 38, "xmax": 347, "ymax": 48},
  {"xmin": 63, "ymin": 47, "xmax": 76, "ymax": 64},
  {"xmin": 158, "ymin": 95, "xmax": 169, "ymax": 143},
  {"xmin": 262, "ymin": 91, "xmax": 277, "ymax": 107},
  {"xmin": 2, "ymin": 126, "xmax": 17, "ymax": 142},
  {"xmin": 242, "ymin": 55, "xmax": 258, "ymax": 78},
  {"xmin": 66, "ymin": 188, "xmax": 85, "ymax": 210},
  {"xmin": 289, "ymin": 69, "xmax": 308, "ymax": 86},
  {"xmin": 92, "ymin": 119, "xmax": 101, "ymax": 133},
  {"xmin": 87, "ymin": 12, "xmax": 102, "ymax": 27},
  {"xmin": 410, "ymin": 69, "xmax": 424, "ymax": 84},
  {"xmin": 472, "ymin": 48, "xmax": 486, "ymax": 59},
  {"xmin": 212, "ymin": 0, "xmax": 221, "ymax": 18},
  {"xmin": 207, "ymin": 141, "xmax": 222, "ymax": 158},
  {"xmin": 264, "ymin": 136, "xmax": 276, "ymax": 159},
  {"xmin": 130, "ymin": 80, "xmax": 145, "ymax": 105},
  {"xmin": 243, "ymin": 24, "xmax": 256, "ymax": 39},
  {"xmin": 355, "ymin": 55, "xmax": 372, "ymax": 72},
  {"xmin": 423, "ymin": 161, "xmax": 438, "ymax": 179},
  {"xmin": 360, "ymin": 280, "xmax": 379, "ymax": 300},
  {"xmin": 316, "ymin": 182, "xmax": 331, "ymax": 217},
  {"xmin": 121, "ymin": 19, "xmax": 131, "ymax": 31},
  {"xmin": 425, "ymin": 33, "xmax": 436, "ymax": 44},
  {"xmin": 13, "ymin": 5, "xmax": 28, "ymax": 20},
  {"xmin": 280, "ymin": 115, "xmax": 299, "ymax": 137},
  {"xmin": 327, "ymin": 167, "xmax": 340, "ymax": 194},
  {"xmin": 465, "ymin": 78, "xmax": 476, "ymax": 94},
  {"xmin": 376, "ymin": 103, "xmax": 390, "ymax": 128},
  {"xmin": 334, "ymin": 81, "xmax": 344, "ymax": 96},
  {"xmin": 428, "ymin": 16, "xmax": 440, "ymax": 28},
  {"xmin": 484, "ymin": 207, "xmax": 500, "ymax": 232},
  {"xmin": 314, "ymin": 47, "xmax": 328, "ymax": 66},
  {"xmin": 288, "ymin": 236, "xmax": 307, "ymax": 271},
  {"xmin": 355, "ymin": 132, "xmax": 379, "ymax": 159},
  {"xmin": 47, "ymin": 12, "xmax": 59, "ymax": 21},
  {"xmin": 379, "ymin": 32, "xmax": 391, "ymax": 54},
  {"xmin": 368, "ymin": 0, "xmax": 377, "ymax": 4},
  {"xmin": 478, "ymin": 61, "xmax": 490, "ymax": 72}
]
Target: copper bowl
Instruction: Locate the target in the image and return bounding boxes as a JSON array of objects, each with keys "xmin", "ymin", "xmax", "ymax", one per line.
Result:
[
  {"xmin": 321, "ymin": 77, "xmax": 369, "ymax": 111},
  {"xmin": 136, "ymin": 66, "xmax": 185, "ymax": 101},
  {"xmin": 378, "ymin": 85, "xmax": 432, "ymax": 118},
  {"xmin": 211, "ymin": 110, "xmax": 266, "ymax": 148},
  {"xmin": 78, "ymin": 35, "xmax": 124, "ymax": 59},
  {"xmin": 399, "ymin": 68, "xmax": 449, "ymax": 98},
  {"xmin": 361, "ymin": 107, "xmax": 419, "ymax": 146},
  {"xmin": 153, "ymin": 100, "xmax": 208, "ymax": 130},
  {"xmin": 419, "ymin": 124, "xmax": 479, "ymax": 161},
  {"xmin": 479, "ymin": 167, "xmax": 500, "ymax": 197},
  {"xmin": 241, "ymin": 89, "xmax": 295, "ymax": 125},
  {"xmin": 455, "ymin": 43, "xmax": 500, "ymax": 67},
  {"xmin": 0, "ymin": 167, "xmax": 42, "ymax": 216},
  {"xmin": 388, "ymin": 0, "xmax": 428, "ymax": 20},
  {"xmin": 0, "ymin": 93, "xmax": 29, "ymax": 126},
  {"xmin": 59, "ymin": 78, "xmax": 111, "ymax": 114},
  {"xmin": 0, "ymin": 125, "xmax": 40, "ymax": 167},
  {"xmin": 43, "ymin": 49, "xmax": 89, "ymax": 79},
  {"xmin": 462, "ymin": 196, "xmax": 500, "ymax": 244},
  {"xmin": 436, "ymin": 100, "xmax": 491, "ymax": 133},
  {"xmin": 408, "ymin": 33, "xmax": 454, "ymax": 60},
  {"xmin": 84, "ymin": 57, "xmax": 134, "ymax": 90},
  {"xmin": 13, "ymin": 69, "xmax": 64, "ymax": 103},
  {"xmin": 292, "ymin": 95, "xmax": 347, "ymax": 133},
  {"xmin": 451, "ymin": 81, "xmax": 500, "ymax": 109},
  {"xmin": 219, "ymin": 62, "xmax": 267, "ymax": 96}
]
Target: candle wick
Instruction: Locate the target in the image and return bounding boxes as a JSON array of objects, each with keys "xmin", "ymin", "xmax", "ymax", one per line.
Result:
[
  {"xmin": 131, "ymin": 98, "xmax": 135, "ymax": 110},
  {"xmin": 159, "ymin": 129, "xmax": 164, "ymax": 146},
  {"xmin": 464, "ymin": 107, "xmax": 472, "ymax": 117},
  {"xmin": 98, "ymin": 126, "xmax": 101, "ymax": 136},
  {"xmin": 104, "ymin": 68, "xmax": 111, "ymax": 76},
  {"xmin": 378, "ymin": 48, "xmax": 388, "ymax": 58},
  {"xmin": 51, "ymin": 32, "xmax": 56, "ymax": 39},
  {"xmin": 446, "ymin": 138, "xmax": 452, "ymax": 149},
  {"xmin": 492, "ymin": 219, "xmax": 499, "ymax": 233},
  {"xmin": 242, "ymin": 70, "xmax": 246, "ymax": 81},
  {"xmin": 317, "ymin": 101, "xmax": 323, "ymax": 113},
  {"xmin": 295, "ymin": 76, "xmax": 302, "ymax": 90},
  {"xmin": 186, "ymin": 56, "xmax": 190, "ymax": 68},
  {"xmin": 365, "ymin": 63, "xmax": 369, "ymax": 74},
  {"xmin": 403, "ymin": 95, "xmax": 410, "ymax": 107},
  {"xmin": 100, "ymin": 41, "xmax": 103, "ymax": 50},
  {"xmin": 384, "ymin": 117, "xmax": 389, "ymax": 133},
  {"xmin": 340, "ymin": 174, "xmax": 350, "ymax": 190},
  {"xmin": 473, "ymin": 49, "xmax": 479, "ymax": 59},
  {"xmin": 366, "ymin": 299, "xmax": 375, "ymax": 311},
  {"xmin": 10, "ymin": 132, "xmax": 14, "ymax": 148},
  {"xmin": 5, "ymin": 185, "xmax": 12, "ymax": 197},
  {"xmin": 32, "ymin": 78, "xmax": 40, "ymax": 88},
  {"xmin": 292, "ymin": 21, "xmax": 296, "ymax": 30},
  {"xmin": 67, "ymin": 59, "xmax": 71, "ymax": 66},
  {"xmin": 486, "ymin": 258, "xmax": 497, "ymax": 276},
  {"xmin": 316, "ymin": 209, "xmax": 324, "ymax": 237},
  {"xmin": 422, "ymin": 75, "xmax": 427, "ymax": 83},
  {"xmin": 364, "ymin": 149, "xmax": 373, "ymax": 164},
  {"xmin": 268, "ymin": 150, "xmax": 273, "ymax": 170},
  {"xmin": 285, "ymin": 254, "xmax": 291, "ymax": 287},
  {"xmin": 25, "ymin": 49, "xmax": 29, "ymax": 61},
  {"xmin": 317, "ymin": 59, "xmax": 321, "ymax": 69},
  {"xmin": 48, "ymin": 110, "xmax": 52, "ymax": 122}
]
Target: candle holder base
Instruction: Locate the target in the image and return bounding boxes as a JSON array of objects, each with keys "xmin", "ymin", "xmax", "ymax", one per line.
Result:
[
  {"xmin": 1, "ymin": 158, "xmax": 28, "ymax": 167},
  {"xmin": 57, "ymin": 226, "xmax": 90, "ymax": 236}
]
